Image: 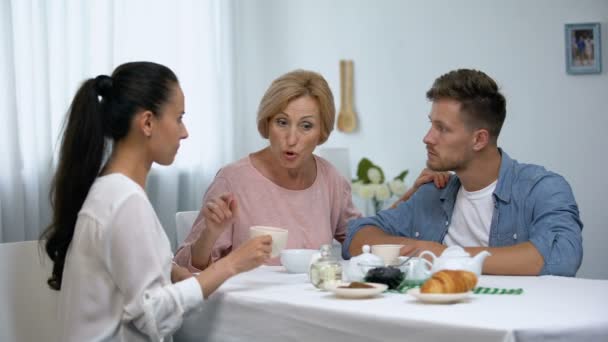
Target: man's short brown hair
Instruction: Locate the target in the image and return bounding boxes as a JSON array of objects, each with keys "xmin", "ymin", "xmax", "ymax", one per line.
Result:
[{"xmin": 427, "ymin": 69, "xmax": 506, "ymax": 142}]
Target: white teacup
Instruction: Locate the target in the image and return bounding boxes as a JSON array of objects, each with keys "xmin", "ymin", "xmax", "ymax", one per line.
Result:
[
  {"xmin": 249, "ymin": 226, "xmax": 288, "ymax": 257},
  {"xmin": 371, "ymin": 244, "xmax": 404, "ymax": 265},
  {"xmin": 280, "ymin": 249, "xmax": 317, "ymax": 273}
]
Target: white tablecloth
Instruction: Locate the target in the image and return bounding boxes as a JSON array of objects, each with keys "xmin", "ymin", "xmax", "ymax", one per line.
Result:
[{"xmin": 174, "ymin": 266, "xmax": 608, "ymax": 342}]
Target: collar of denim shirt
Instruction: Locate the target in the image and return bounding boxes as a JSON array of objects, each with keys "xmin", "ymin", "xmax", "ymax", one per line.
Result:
[{"xmin": 438, "ymin": 148, "xmax": 514, "ymax": 208}]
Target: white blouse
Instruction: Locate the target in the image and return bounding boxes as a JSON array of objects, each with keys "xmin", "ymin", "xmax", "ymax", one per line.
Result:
[{"xmin": 57, "ymin": 174, "xmax": 203, "ymax": 341}]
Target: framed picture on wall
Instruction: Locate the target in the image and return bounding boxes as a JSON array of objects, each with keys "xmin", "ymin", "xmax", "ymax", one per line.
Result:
[{"xmin": 565, "ymin": 23, "xmax": 601, "ymax": 74}]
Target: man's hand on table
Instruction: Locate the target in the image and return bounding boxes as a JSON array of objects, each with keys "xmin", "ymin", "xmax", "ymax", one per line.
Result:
[{"xmin": 399, "ymin": 239, "xmax": 446, "ymax": 260}]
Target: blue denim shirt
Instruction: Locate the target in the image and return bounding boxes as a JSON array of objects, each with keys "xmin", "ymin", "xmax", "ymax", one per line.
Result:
[{"xmin": 344, "ymin": 150, "xmax": 583, "ymax": 276}]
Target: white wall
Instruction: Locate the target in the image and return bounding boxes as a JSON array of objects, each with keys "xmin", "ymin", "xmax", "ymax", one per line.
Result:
[{"xmin": 230, "ymin": 0, "xmax": 608, "ymax": 279}]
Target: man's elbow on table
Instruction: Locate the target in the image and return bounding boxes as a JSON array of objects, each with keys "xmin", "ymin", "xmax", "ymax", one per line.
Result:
[
  {"xmin": 534, "ymin": 238, "xmax": 583, "ymax": 277},
  {"xmin": 347, "ymin": 227, "xmax": 371, "ymax": 257},
  {"xmin": 348, "ymin": 226, "xmax": 399, "ymax": 257},
  {"xmin": 539, "ymin": 251, "xmax": 582, "ymax": 277}
]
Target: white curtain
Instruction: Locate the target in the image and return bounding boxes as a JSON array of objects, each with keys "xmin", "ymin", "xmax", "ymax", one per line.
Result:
[{"xmin": 0, "ymin": 0, "xmax": 235, "ymax": 249}]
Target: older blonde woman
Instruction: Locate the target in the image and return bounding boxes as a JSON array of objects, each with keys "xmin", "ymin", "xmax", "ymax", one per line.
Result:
[{"xmin": 175, "ymin": 70, "xmax": 361, "ymax": 270}]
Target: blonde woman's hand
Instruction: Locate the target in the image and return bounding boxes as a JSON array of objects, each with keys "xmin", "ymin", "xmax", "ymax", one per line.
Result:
[
  {"xmin": 391, "ymin": 169, "xmax": 451, "ymax": 208},
  {"xmin": 224, "ymin": 235, "xmax": 272, "ymax": 274},
  {"xmin": 414, "ymin": 168, "xmax": 450, "ymax": 189},
  {"xmin": 203, "ymin": 192, "xmax": 237, "ymax": 234}
]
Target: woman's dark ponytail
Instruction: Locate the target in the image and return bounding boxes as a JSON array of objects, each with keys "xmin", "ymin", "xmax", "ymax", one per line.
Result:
[
  {"xmin": 41, "ymin": 76, "xmax": 108, "ymax": 290},
  {"xmin": 41, "ymin": 62, "xmax": 178, "ymax": 290}
]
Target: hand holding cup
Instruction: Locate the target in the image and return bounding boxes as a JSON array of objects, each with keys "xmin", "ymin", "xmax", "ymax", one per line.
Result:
[{"xmin": 249, "ymin": 226, "xmax": 288, "ymax": 258}]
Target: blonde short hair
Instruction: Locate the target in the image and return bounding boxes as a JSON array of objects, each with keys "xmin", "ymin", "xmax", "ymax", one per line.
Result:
[{"xmin": 257, "ymin": 70, "xmax": 335, "ymax": 144}]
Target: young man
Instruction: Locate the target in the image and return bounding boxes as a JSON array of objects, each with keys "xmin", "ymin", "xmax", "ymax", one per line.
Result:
[{"xmin": 345, "ymin": 69, "xmax": 583, "ymax": 276}]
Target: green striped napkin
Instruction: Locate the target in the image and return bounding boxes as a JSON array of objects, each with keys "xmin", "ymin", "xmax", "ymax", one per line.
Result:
[
  {"xmin": 473, "ymin": 287, "xmax": 523, "ymax": 295},
  {"xmin": 390, "ymin": 282, "xmax": 524, "ymax": 295}
]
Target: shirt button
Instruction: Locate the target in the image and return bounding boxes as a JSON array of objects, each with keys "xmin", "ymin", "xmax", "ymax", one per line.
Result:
[
  {"xmin": 445, "ymin": 221, "xmax": 449, "ymax": 226},
  {"xmin": 513, "ymin": 233, "xmax": 518, "ymax": 240},
  {"xmin": 415, "ymin": 231, "xmax": 420, "ymax": 237}
]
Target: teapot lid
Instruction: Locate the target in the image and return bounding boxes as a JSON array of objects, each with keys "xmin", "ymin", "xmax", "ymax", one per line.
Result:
[
  {"xmin": 350, "ymin": 245, "xmax": 383, "ymax": 265},
  {"xmin": 440, "ymin": 245, "xmax": 471, "ymax": 258}
]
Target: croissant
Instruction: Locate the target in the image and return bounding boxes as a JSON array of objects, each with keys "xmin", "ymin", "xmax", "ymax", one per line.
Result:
[{"xmin": 420, "ymin": 270, "xmax": 478, "ymax": 294}]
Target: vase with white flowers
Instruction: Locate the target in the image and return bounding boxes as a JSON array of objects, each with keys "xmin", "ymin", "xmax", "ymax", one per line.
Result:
[{"xmin": 351, "ymin": 158, "xmax": 409, "ymax": 214}]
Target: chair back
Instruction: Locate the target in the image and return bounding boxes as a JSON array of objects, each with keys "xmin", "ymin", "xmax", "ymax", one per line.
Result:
[
  {"xmin": 175, "ymin": 211, "xmax": 199, "ymax": 246},
  {"xmin": 0, "ymin": 240, "xmax": 59, "ymax": 341}
]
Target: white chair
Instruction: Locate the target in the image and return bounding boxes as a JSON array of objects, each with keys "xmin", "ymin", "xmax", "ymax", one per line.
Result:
[
  {"xmin": 175, "ymin": 211, "xmax": 199, "ymax": 246},
  {"xmin": 0, "ymin": 240, "xmax": 59, "ymax": 341}
]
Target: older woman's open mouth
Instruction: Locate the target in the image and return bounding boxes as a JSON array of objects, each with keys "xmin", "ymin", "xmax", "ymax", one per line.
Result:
[{"xmin": 283, "ymin": 151, "xmax": 298, "ymax": 161}]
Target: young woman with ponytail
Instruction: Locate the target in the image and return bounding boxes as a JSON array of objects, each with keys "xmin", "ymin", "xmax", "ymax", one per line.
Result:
[{"xmin": 41, "ymin": 62, "xmax": 272, "ymax": 341}]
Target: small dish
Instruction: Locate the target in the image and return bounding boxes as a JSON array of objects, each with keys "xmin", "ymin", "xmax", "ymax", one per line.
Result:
[
  {"xmin": 407, "ymin": 288, "xmax": 471, "ymax": 304},
  {"xmin": 326, "ymin": 282, "xmax": 388, "ymax": 299}
]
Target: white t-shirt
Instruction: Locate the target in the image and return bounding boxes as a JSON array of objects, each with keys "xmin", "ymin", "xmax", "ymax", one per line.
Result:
[
  {"xmin": 444, "ymin": 180, "xmax": 497, "ymax": 247},
  {"xmin": 57, "ymin": 174, "xmax": 203, "ymax": 342}
]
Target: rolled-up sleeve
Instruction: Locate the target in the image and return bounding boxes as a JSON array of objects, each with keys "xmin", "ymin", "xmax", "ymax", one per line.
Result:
[
  {"xmin": 106, "ymin": 194, "xmax": 204, "ymax": 340},
  {"xmin": 343, "ymin": 199, "xmax": 415, "ymax": 259},
  {"xmin": 526, "ymin": 174, "xmax": 583, "ymax": 276},
  {"xmin": 137, "ymin": 277, "xmax": 203, "ymax": 339}
]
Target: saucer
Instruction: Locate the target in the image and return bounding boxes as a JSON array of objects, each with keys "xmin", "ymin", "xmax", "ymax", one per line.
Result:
[
  {"xmin": 407, "ymin": 288, "xmax": 471, "ymax": 304},
  {"xmin": 326, "ymin": 282, "xmax": 388, "ymax": 299}
]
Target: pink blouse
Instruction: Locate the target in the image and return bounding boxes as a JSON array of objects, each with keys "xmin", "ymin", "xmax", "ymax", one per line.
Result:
[{"xmin": 174, "ymin": 155, "xmax": 361, "ymax": 271}]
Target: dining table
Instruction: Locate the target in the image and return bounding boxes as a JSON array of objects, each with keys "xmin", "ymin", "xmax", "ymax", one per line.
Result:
[{"xmin": 174, "ymin": 265, "xmax": 608, "ymax": 342}]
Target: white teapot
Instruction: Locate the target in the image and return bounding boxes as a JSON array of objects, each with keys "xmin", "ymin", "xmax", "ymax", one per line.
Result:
[
  {"xmin": 344, "ymin": 245, "xmax": 384, "ymax": 282},
  {"xmin": 418, "ymin": 246, "xmax": 491, "ymax": 277}
]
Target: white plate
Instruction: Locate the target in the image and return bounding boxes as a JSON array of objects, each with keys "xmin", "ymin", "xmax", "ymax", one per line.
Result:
[
  {"xmin": 326, "ymin": 282, "xmax": 388, "ymax": 299},
  {"xmin": 407, "ymin": 288, "xmax": 471, "ymax": 304}
]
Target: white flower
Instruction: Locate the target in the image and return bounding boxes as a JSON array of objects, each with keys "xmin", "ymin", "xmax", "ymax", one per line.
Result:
[
  {"xmin": 388, "ymin": 179, "xmax": 407, "ymax": 196},
  {"xmin": 374, "ymin": 184, "xmax": 391, "ymax": 201},
  {"xmin": 367, "ymin": 167, "xmax": 382, "ymax": 184},
  {"xmin": 358, "ymin": 184, "xmax": 375, "ymax": 199}
]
